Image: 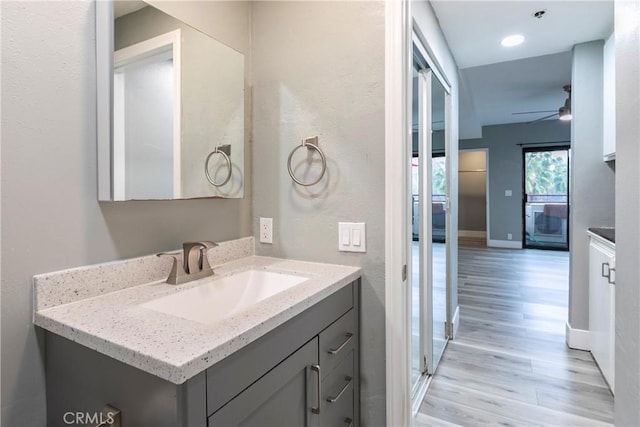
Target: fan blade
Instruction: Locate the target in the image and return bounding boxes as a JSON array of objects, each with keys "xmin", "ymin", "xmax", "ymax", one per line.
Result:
[
  {"xmin": 512, "ymin": 110, "xmax": 557, "ymax": 115},
  {"xmin": 527, "ymin": 112, "xmax": 559, "ymax": 124}
]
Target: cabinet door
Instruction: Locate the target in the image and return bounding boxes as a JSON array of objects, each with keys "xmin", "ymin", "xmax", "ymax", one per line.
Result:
[
  {"xmin": 208, "ymin": 337, "xmax": 320, "ymax": 427},
  {"xmin": 589, "ymin": 240, "xmax": 615, "ymax": 391}
]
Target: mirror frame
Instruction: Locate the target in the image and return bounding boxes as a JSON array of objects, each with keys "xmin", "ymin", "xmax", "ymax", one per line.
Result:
[{"xmin": 96, "ymin": 1, "xmax": 114, "ymax": 201}]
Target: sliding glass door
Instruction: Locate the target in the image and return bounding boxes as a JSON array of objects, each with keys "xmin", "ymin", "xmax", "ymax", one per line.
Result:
[{"xmin": 523, "ymin": 147, "xmax": 570, "ymax": 250}]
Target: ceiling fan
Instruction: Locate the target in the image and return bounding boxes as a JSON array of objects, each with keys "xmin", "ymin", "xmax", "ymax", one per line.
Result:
[{"xmin": 512, "ymin": 85, "xmax": 572, "ymax": 123}]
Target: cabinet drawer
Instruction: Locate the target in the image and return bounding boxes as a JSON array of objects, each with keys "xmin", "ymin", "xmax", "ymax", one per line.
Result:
[
  {"xmin": 321, "ymin": 350, "xmax": 354, "ymax": 427},
  {"xmin": 320, "ymin": 309, "xmax": 357, "ymax": 379}
]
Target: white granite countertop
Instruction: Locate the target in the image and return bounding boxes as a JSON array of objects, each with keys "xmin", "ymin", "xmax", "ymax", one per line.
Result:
[{"xmin": 34, "ymin": 255, "xmax": 361, "ymax": 384}]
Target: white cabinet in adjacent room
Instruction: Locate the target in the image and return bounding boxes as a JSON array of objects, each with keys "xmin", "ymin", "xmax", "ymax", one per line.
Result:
[{"xmin": 588, "ymin": 231, "xmax": 615, "ymax": 392}]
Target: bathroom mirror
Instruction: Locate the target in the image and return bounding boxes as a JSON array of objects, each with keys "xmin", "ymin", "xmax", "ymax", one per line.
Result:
[{"xmin": 96, "ymin": 1, "xmax": 245, "ymax": 201}]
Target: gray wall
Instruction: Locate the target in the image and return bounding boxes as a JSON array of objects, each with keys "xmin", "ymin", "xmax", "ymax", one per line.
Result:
[
  {"xmin": 459, "ymin": 120, "xmax": 571, "ymax": 242},
  {"xmin": 614, "ymin": 0, "xmax": 640, "ymax": 423},
  {"xmin": 568, "ymin": 41, "xmax": 615, "ymax": 331},
  {"xmin": 459, "ymin": 150, "xmax": 487, "ymax": 232},
  {"xmin": 0, "ymin": 1, "xmax": 252, "ymax": 424},
  {"xmin": 250, "ymin": 2, "xmax": 386, "ymax": 423}
]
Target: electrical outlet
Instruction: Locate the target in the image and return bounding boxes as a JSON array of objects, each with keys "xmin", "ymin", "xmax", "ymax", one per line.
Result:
[
  {"xmin": 260, "ymin": 217, "xmax": 273, "ymax": 244},
  {"xmin": 507, "ymin": 233, "xmax": 513, "ymax": 240}
]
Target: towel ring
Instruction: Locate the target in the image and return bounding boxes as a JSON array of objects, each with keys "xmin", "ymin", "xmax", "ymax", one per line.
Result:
[
  {"xmin": 205, "ymin": 145, "xmax": 232, "ymax": 187},
  {"xmin": 287, "ymin": 136, "xmax": 326, "ymax": 186}
]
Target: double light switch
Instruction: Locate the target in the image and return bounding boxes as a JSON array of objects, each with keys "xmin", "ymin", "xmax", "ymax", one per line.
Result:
[{"xmin": 338, "ymin": 222, "xmax": 366, "ymax": 253}]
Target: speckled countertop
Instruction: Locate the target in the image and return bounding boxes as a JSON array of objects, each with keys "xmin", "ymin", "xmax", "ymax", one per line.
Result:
[{"xmin": 34, "ymin": 252, "xmax": 360, "ymax": 384}]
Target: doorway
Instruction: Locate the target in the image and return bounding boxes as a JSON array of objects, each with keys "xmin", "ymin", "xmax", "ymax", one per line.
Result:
[
  {"xmin": 523, "ymin": 147, "xmax": 570, "ymax": 250},
  {"xmin": 113, "ymin": 30, "xmax": 182, "ymax": 200},
  {"xmin": 459, "ymin": 149, "xmax": 488, "ymax": 246}
]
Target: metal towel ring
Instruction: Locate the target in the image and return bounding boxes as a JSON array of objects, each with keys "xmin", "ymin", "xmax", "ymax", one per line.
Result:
[
  {"xmin": 287, "ymin": 136, "xmax": 326, "ymax": 186},
  {"xmin": 205, "ymin": 144, "xmax": 232, "ymax": 187}
]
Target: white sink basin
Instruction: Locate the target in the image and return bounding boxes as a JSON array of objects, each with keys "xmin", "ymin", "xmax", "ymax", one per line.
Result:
[{"xmin": 140, "ymin": 270, "xmax": 309, "ymax": 324}]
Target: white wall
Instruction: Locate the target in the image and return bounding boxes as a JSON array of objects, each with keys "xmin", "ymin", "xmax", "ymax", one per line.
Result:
[
  {"xmin": 613, "ymin": 0, "xmax": 640, "ymax": 424},
  {"xmin": 251, "ymin": 1, "xmax": 386, "ymax": 423},
  {"xmin": 0, "ymin": 2, "xmax": 252, "ymax": 424},
  {"xmin": 568, "ymin": 41, "xmax": 615, "ymax": 332}
]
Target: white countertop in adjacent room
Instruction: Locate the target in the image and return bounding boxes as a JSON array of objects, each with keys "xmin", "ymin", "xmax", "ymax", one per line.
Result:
[{"xmin": 34, "ymin": 254, "xmax": 360, "ymax": 384}]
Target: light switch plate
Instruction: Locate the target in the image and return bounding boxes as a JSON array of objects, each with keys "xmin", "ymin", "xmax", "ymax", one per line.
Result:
[
  {"xmin": 338, "ymin": 222, "xmax": 366, "ymax": 253},
  {"xmin": 505, "ymin": 190, "xmax": 513, "ymax": 197}
]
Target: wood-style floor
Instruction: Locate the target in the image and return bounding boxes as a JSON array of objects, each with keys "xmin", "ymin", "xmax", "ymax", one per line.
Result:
[{"xmin": 414, "ymin": 246, "xmax": 614, "ymax": 427}]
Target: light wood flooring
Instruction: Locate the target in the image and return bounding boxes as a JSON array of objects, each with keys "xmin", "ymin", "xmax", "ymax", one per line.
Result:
[{"xmin": 415, "ymin": 246, "xmax": 614, "ymax": 427}]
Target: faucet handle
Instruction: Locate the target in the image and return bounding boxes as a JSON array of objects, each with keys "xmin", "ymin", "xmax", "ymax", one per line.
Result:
[
  {"xmin": 182, "ymin": 241, "xmax": 219, "ymax": 273},
  {"xmin": 197, "ymin": 241, "xmax": 218, "ymax": 270},
  {"xmin": 156, "ymin": 252, "xmax": 186, "ymax": 284}
]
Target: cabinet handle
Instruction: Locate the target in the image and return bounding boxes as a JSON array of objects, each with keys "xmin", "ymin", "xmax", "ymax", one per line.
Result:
[
  {"xmin": 608, "ymin": 268, "xmax": 616, "ymax": 285},
  {"xmin": 344, "ymin": 417, "xmax": 353, "ymax": 427},
  {"xmin": 602, "ymin": 262, "xmax": 610, "ymax": 278},
  {"xmin": 311, "ymin": 364, "xmax": 321, "ymax": 414},
  {"xmin": 328, "ymin": 333, "xmax": 354, "ymax": 355},
  {"xmin": 327, "ymin": 376, "xmax": 353, "ymax": 403}
]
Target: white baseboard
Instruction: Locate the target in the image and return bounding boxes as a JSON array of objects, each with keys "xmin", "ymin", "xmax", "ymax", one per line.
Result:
[
  {"xmin": 459, "ymin": 230, "xmax": 486, "ymax": 239},
  {"xmin": 488, "ymin": 239, "xmax": 522, "ymax": 249},
  {"xmin": 565, "ymin": 321, "xmax": 590, "ymax": 350},
  {"xmin": 450, "ymin": 306, "xmax": 460, "ymax": 339}
]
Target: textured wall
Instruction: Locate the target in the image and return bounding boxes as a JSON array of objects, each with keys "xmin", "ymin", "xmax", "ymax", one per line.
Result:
[
  {"xmin": 459, "ymin": 120, "xmax": 571, "ymax": 243},
  {"xmin": 0, "ymin": 2, "xmax": 251, "ymax": 424},
  {"xmin": 614, "ymin": 0, "xmax": 640, "ymax": 423},
  {"xmin": 569, "ymin": 41, "xmax": 615, "ymax": 331},
  {"xmin": 250, "ymin": 2, "xmax": 386, "ymax": 423}
]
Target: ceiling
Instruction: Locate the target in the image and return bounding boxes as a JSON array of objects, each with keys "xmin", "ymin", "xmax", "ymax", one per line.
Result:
[
  {"xmin": 114, "ymin": 1, "xmax": 146, "ymax": 18},
  {"xmin": 429, "ymin": 0, "xmax": 614, "ymax": 137}
]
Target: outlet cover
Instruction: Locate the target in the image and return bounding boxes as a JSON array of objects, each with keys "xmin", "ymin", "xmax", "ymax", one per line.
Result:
[
  {"xmin": 507, "ymin": 233, "xmax": 513, "ymax": 240},
  {"xmin": 260, "ymin": 217, "xmax": 273, "ymax": 244}
]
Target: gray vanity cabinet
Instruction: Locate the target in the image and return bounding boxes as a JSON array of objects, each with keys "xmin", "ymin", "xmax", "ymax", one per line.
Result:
[
  {"xmin": 45, "ymin": 280, "xmax": 359, "ymax": 427},
  {"xmin": 208, "ymin": 337, "xmax": 320, "ymax": 427}
]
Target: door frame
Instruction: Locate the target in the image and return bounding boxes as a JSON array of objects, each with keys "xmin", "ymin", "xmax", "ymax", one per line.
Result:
[
  {"xmin": 521, "ymin": 145, "xmax": 571, "ymax": 251},
  {"xmin": 384, "ymin": 1, "xmax": 412, "ymax": 425}
]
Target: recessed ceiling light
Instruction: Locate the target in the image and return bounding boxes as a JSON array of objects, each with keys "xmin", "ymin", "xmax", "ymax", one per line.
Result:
[{"xmin": 501, "ymin": 34, "xmax": 525, "ymax": 47}]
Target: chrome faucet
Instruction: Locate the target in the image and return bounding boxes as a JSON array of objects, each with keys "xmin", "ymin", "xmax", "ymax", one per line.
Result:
[{"xmin": 157, "ymin": 241, "xmax": 218, "ymax": 285}]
